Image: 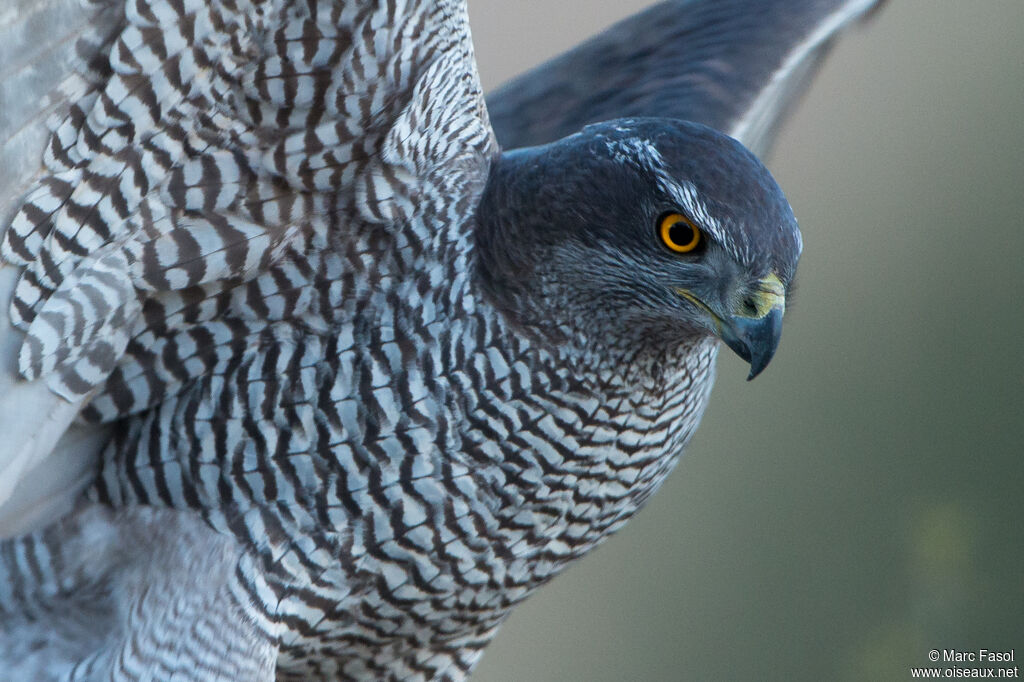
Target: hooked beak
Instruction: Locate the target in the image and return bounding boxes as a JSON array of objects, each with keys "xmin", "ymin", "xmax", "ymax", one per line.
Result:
[
  {"xmin": 677, "ymin": 273, "xmax": 786, "ymax": 381},
  {"xmin": 720, "ymin": 307, "xmax": 783, "ymax": 380}
]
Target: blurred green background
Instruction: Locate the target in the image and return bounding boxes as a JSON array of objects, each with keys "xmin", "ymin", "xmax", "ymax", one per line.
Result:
[{"xmin": 468, "ymin": 1, "xmax": 1024, "ymax": 680}]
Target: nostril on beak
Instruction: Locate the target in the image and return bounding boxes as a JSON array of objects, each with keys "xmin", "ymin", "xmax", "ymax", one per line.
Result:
[{"xmin": 742, "ymin": 298, "xmax": 759, "ymax": 317}]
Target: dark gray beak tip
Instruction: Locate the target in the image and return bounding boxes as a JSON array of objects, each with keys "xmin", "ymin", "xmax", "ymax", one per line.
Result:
[{"xmin": 720, "ymin": 307, "xmax": 784, "ymax": 381}]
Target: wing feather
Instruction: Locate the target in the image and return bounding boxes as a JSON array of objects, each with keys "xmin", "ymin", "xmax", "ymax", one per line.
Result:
[
  {"xmin": 0, "ymin": 0, "xmax": 495, "ymax": 533},
  {"xmin": 0, "ymin": 0, "xmax": 123, "ymax": 537},
  {"xmin": 486, "ymin": 0, "xmax": 884, "ymax": 157}
]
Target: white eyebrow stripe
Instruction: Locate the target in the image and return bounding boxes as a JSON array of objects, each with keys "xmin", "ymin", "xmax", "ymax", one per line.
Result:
[
  {"xmin": 606, "ymin": 136, "xmax": 747, "ymax": 261},
  {"xmin": 605, "ymin": 135, "xmax": 662, "ymax": 168},
  {"xmin": 658, "ymin": 173, "xmax": 757, "ymax": 265},
  {"xmin": 661, "ymin": 177, "xmax": 728, "ymax": 245}
]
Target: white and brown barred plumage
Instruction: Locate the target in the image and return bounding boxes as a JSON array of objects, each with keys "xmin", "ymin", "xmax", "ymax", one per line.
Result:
[{"xmin": 0, "ymin": 0, "xmax": 883, "ymax": 679}]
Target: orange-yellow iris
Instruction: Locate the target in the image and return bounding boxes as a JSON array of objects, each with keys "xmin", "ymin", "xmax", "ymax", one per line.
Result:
[{"xmin": 659, "ymin": 213, "xmax": 701, "ymax": 253}]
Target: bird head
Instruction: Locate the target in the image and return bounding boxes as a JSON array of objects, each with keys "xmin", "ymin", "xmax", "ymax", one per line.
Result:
[{"xmin": 474, "ymin": 118, "xmax": 801, "ymax": 379}]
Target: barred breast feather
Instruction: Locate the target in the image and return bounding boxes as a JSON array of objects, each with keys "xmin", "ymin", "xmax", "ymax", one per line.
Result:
[{"xmin": 0, "ymin": 0, "xmax": 495, "ymax": 534}]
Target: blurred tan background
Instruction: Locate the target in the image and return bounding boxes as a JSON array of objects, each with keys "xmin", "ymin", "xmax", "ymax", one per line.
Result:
[{"xmin": 467, "ymin": 1, "xmax": 1024, "ymax": 680}]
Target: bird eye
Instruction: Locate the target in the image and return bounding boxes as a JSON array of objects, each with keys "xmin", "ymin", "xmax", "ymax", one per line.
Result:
[{"xmin": 658, "ymin": 213, "xmax": 702, "ymax": 253}]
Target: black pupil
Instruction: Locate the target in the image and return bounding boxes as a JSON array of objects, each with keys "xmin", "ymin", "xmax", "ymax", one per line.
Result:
[{"xmin": 669, "ymin": 221, "xmax": 694, "ymax": 246}]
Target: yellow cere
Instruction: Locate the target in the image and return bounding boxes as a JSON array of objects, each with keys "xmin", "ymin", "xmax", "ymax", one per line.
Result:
[{"xmin": 742, "ymin": 273, "xmax": 786, "ymax": 318}]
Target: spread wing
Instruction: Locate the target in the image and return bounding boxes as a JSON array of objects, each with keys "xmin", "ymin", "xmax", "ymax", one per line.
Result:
[
  {"xmin": 0, "ymin": 0, "xmax": 125, "ymax": 534},
  {"xmin": 486, "ymin": 0, "xmax": 884, "ymax": 157},
  {"xmin": 0, "ymin": 0, "xmax": 495, "ymax": 534}
]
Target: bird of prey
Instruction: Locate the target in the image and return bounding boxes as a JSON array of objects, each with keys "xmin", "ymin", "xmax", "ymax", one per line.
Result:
[{"xmin": 0, "ymin": 0, "xmax": 881, "ymax": 678}]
